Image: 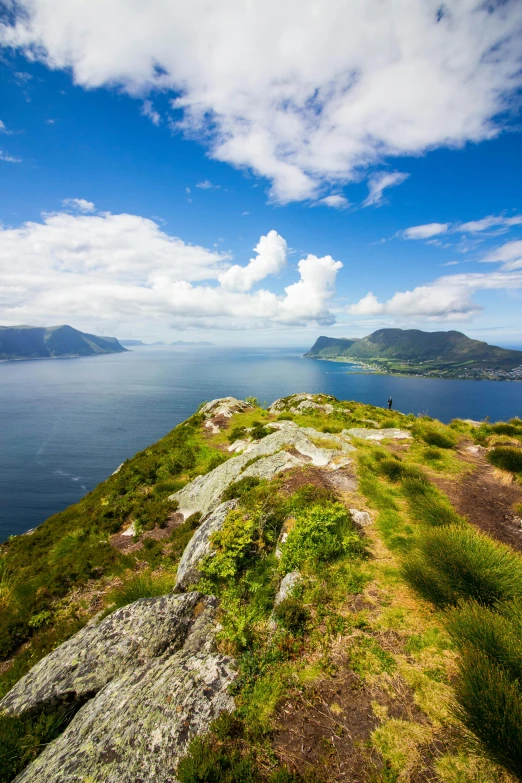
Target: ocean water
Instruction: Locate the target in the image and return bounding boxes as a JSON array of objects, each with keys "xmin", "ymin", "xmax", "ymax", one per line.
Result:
[{"xmin": 1, "ymin": 345, "xmax": 521, "ymax": 540}]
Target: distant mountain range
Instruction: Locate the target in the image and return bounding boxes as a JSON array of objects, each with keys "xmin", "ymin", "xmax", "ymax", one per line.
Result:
[
  {"xmin": 0, "ymin": 325, "xmax": 127, "ymax": 361},
  {"xmin": 305, "ymin": 329, "xmax": 522, "ymax": 380},
  {"xmin": 120, "ymin": 339, "xmax": 214, "ymax": 347}
]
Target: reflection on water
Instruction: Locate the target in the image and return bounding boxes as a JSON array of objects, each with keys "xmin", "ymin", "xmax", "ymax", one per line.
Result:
[{"xmin": 1, "ymin": 345, "xmax": 521, "ymax": 539}]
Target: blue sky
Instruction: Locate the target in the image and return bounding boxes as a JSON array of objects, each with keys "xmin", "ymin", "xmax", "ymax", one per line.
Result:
[{"xmin": 1, "ymin": 1, "xmax": 522, "ymax": 347}]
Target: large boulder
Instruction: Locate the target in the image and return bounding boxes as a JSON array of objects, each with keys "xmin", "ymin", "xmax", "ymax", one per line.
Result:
[{"xmin": 3, "ymin": 593, "xmax": 236, "ymax": 783}]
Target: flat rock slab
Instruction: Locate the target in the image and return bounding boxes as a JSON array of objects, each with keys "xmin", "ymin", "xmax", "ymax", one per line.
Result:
[{"xmin": 343, "ymin": 427, "xmax": 412, "ymax": 441}]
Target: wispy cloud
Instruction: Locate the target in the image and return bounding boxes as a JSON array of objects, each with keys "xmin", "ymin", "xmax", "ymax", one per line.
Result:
[
  {"xmin": 363, "ymin": 172, "xmax": 409, "ymax": 207},
  {"xmin": 316, "ymin": 195, "xmax": 349, "ymax": 209},
  {"xmin": 141, "ymin": 100, "xmax": 161, "ymax": 126},
  {"xmin": 196, "ymin": 180, "xmax": 220, "ymax": 190},
  {"xmin": 402, "ymin": 223, "xmax": 449, "ymax": 240},
  {"xmin": 62, "ymin": 198, "xmax": 95, "ymax": 213},
  {"xmin": 0, "ymin": 150, "xmax": 22, "ymax": 163}
]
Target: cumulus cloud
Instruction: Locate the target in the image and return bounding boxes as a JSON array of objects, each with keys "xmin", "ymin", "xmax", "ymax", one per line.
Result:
[
  {"xmin": 402, "ymin": 223, "xmax": 449, "ymax": 240},
  {"xmin": 347, "ymin": 269, "xmax": 522, "ymax": 321},
  {"xmin": 196, "ymin": 180, "xmax": 219, "ymax": 190},
  {"xmin": 218, "ymin": 230, "xmax": 288, "ymax": 292},
  {"xmin": 62, "ymin": 198, "xmax": 96, "ymax": 213},
  {"xmin": 317, "ymin": 195, "xmax": 349, "ymax": 209},
  {"xmin": 363, "ymin": 171, "xmax": 409, "ymax": 207},
  {"xmin": 2, "ymin": 1, "xmax": 521, "ymax": 201},
  {"xmin": 141, "ymin": 100, "xmax": 161, "ymax": 126},
  {"xmin": 0, "ymin": 210, "xmax": 341, "ymax": 330}
]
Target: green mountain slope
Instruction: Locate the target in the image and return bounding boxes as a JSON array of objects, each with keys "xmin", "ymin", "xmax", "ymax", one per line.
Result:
[
  {"xmin": 0, "ymin": 325, "xmax": 127, "ymax": 361},
  {"xmin": 1, "ymin": 395, "xmax": 522, "ymax": 781},
  {"xmin": 305, "ymin": 329, "xmax": 522, "ymax": 378}
]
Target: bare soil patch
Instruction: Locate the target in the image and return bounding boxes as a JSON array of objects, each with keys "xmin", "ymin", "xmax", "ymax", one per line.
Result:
[
  {"xmin": 432, "ymin": 446, "xmax": 522, "ymax": 551},
  {"xmin": 110, "ymin": 511, "xmax": 184, "ymax": 553},
  {"xmin": 272, "ymin": 654, "xmax": 427, "ymax": 783}
]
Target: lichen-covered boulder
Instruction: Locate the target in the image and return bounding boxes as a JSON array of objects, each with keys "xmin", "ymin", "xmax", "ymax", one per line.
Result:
[
  {"xmin": 175, "ymin": 500, "xmax": 237, "ymax": 591},
  {"xmin": 5, "ymin": 593, "xmax": 236, "ymax": 783},
  {"xmin": 1, "ymin": 592, "xmax": 207, "ymax": 717},
  {"xmin": 199, "ymin": 397, "xmax": 253, "ymax": 420},
  {"xmin": 268, "ymin": 393, "xmax": 338, "ymax": 415}
]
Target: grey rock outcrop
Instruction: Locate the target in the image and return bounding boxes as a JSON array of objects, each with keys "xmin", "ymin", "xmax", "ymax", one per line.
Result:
[
  {"xmin": 269, "ymin": 393, "xmax": 338, "ymax": 415},
  {"xmin": 200, "ymin": 397, "xmax": 254, "ymax": 434},
  {"xmin": 274, "ymin": 571, "xmax": 302, "ymax": 606},
  {"xmin": 171, "ymin": 423, "xmax": 355, "ymax": 519},
  {"xmin": 3, "ymin": 593, "xmax": 236, "ymax": 783},
  {"xmin": 349, "ymin": 508, "xmax": 372, "ymax": 526},
  {"xmin": 343, "ymin": 427, "xmax": 412, "ymax": 441},
  {"xmin": 175, "ymin": 500, "xmax": 237, "ymax": 591}
]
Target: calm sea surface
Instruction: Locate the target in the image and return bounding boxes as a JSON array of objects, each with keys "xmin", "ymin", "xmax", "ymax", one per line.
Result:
[{"xmin": 1, "ymin": 345, "xmax": 521, "ymax": 540}]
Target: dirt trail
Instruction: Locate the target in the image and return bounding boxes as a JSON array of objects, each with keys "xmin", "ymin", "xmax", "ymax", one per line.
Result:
[{"xmin": 432, "ymin": 445, "xmax": 522, "ymax": 552}]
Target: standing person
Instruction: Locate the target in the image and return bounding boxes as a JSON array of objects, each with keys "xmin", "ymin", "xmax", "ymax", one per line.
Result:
[{"xmin": 388, "ymin": 396, "xmax": 393, "ymax": 410}]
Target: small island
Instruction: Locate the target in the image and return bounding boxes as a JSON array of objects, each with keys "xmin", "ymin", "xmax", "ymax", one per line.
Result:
[
  {"xmin": 0, "ymin": 325, "xmax": 127, "ymax": 362},
  {"xmin": 305, "ymin": 328, "xmax": 522, "ymax": 380}
]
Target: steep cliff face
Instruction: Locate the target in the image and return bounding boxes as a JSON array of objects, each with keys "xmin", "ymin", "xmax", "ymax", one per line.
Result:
[{"xmin": 1, "ymin": 395, "xmax": 521, "ymax": 782}]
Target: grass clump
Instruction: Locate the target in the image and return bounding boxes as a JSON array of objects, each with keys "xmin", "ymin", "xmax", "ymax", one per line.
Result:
[
  {"xmin": 487, "ymin": 446, "xmax": 522, "ymax": 474},
  {"xmin": 105, "ymin": 570, "xmax": 173, "ymax": 612},
  {"xmin": 414, "ymin": 422, "xmax": 457, "ymax": 449},
  {"xmin": 402, "ymin": 525, "xmax": 522, "ymax": 608},
  {"xmin": 0, "ymin": 705, "xmax": 80, "ymax": 782},
  {"xmin": 402, "ymin": 476, "xmax": 465, "ymax": 528}
]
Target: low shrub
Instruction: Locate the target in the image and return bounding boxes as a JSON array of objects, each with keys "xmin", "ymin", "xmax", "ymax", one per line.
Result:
[
  {"xmin": 228, "ymin": 426, "xmax": 247, "ymax": 444},
  {"xmin": 200, "ymin": 510, "xmax": 257, "ymax": 581},
  {"xmin": 222, "ymin": 476, "xmax": 261, "ymax": 502},
  {"xmin": 176, "ymin": 715, "xmax": 304, "ymax": 783},
  {"xmin": 487, "ymin": 446, "xmax": 522, "ymax": 474},
  {"xmin": 279, "ymin": 503, "xmax": 363, "ymax": 573},
  {"xmin": 273, "ymin": 597, "xmax": 309, "ymax": 635},
  {"xmin": 401, "ymin": 525, "xmax": 522, "ymax": 608},
  {"xmin": 250, "ymin": 423, "xmax": 271, "ymax": 440}
]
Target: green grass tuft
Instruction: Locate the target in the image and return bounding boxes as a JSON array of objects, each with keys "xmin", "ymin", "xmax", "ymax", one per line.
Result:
[{"xmin": 487, "ymin": 446, "xmax": 522, "ymax": 474}]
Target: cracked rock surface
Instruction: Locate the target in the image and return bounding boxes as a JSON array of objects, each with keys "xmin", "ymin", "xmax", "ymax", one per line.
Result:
[{"xmin": 3, "ymin": 593, "xmax": 236, "ymax": 783}]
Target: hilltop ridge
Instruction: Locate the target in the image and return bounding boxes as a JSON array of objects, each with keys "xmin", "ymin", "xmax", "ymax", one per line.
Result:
[
  {"xmin": 305, "ymin": 328, "xmax": 522, "ymax": 380},
  {"xmin": 1, "ymin": 394, "xmax": 522, "ymax": 782},
  {"xmin": 0, "ymin": 325, "xmax": 127, "ymax": 361}
]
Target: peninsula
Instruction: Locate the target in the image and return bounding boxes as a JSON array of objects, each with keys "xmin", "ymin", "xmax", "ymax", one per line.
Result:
[
  {"xmin": 0, "ymin": 325, "xmax": 127, "ymax": 361},
  {"xmin": 305, "ymin": 328, "xmax": 522, "ymax": 380},
  {"xmin": 1, "ymin": 394, "xmax": 522, "ymax": 782}
]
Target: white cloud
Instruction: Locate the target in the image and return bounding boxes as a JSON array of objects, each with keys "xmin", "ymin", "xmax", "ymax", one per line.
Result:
[
  {"xmin": 363, "ymin": 171, "xmax": 409, "ymax": 207},
  {"xmin": 317, "ymin": 195, "xmax": 349, "ymax": 209},
  {"xmin": 482, "ymin": 240, "xmax": 522, "ymax": 269},
  {"xmin": 218, "ymin": 230, "xmax": 287, "ymax": 292},
  {"xmin": 459, "ymin": 214, "xmax": 522, "ymax": 232},
  {"xmin": 62, "ymin": 198, "xmax": 96, "ymax": 213},
  {"xmin": 196, "ymin": 180, "xmax": 219, "ymax": 190},
  {"xmin": 402, "ymin": 223, "xmax": 449, "ymax": 240},
  {"xmin": 2, "ymin": 1, "xmax": 521, "ymax": 202},
  {"xmin": 0, "ymin": 150, "xmax": 21, "ymax": 163},
  {"xmin": 0, "ymin": 210, "xmax": 341, "ymax": 330},
  {"xmin": 347, "ymin": 269, "xmax": 522, "ymax": 321},
  {"xmin": 141, "ymin": 100, "xmax": 161, "ymax": 126}
]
